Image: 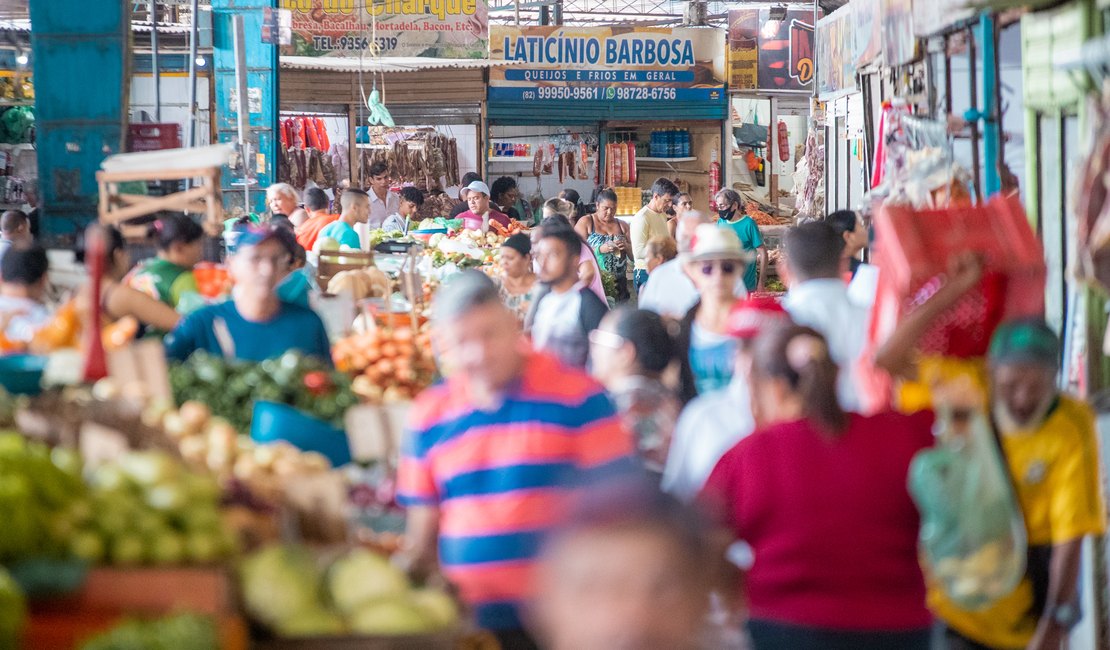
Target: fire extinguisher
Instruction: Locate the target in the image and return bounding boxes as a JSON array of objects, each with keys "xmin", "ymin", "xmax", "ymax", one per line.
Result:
[
  {"xmin": 777, "ymin": 120, "xmax": 790, "ymax": 163},
  {"xmin": 708, "ymin": 149, "xmax": 721, "ymax": 206}
]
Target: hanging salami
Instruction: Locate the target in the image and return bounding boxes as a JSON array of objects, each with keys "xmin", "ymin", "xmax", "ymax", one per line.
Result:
[
  {"xmin": 626, "ymin": 141, "xmax": 637, "ymax": 186},
  {"xmin": 315, "ymin": 117, "xmax": 330, "ymax": 152},
  {"xmin": 778, "ymin": 120, "xmax": 790, "ymax": 163},
  {"xmin": 291, "ymin": 119, "xmax": 306, "ymax": 149},
  {"xmin": 305, "ymin": 118, "xmax": 322, "ymax": 150},
  {"xmin": 578, "ymin": 142, "xmax": 590, "ymax": 180}
]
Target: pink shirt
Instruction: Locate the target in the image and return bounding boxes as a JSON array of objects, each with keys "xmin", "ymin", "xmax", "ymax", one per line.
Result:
[
  {"xmin": 580, "ymin": 242, "xmax": 608, "ymax": 306},
  {"xmin": 701, "ymin": 411, "xmax": 935, "ymax": 631},
  {"xmin": 458, "ymin": 209, "xmax": 510, "ymax": 232}
]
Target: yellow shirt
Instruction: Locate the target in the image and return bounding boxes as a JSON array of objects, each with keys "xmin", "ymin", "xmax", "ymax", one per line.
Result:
[
  {"xmin": 629, "ymin": 206, "xmax": 669, "ymax": 271},
  {"xmin": 930, "ymin": 396, "xmax": 1107, "ymax": 649}
]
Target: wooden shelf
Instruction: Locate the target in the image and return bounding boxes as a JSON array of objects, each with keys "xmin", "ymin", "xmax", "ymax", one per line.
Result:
[{"xmin": 636, "ymin": 156, "xmax": 697, "ymax": 163}]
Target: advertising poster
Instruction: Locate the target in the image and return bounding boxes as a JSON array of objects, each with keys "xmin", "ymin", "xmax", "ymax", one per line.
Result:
[
  {"xmin": 279, "ymin": 0, "xmax": 488, "ymax": 59},
  {"xmin": 882, "ymin": 0, "xmax": 917, "ymax": 66},
  {"xmin": 852, "ymin": 0, "xmax": 881, "ymax": 67},
  {"xmin": 757, "ymin": 8, "xmax": 815, "ymax": 92},
  {"xmin": 913, "ymin": 0, "xmax": 974, "ymax": 37},
  {"xmin": 488, "ymin": 26, "xmax": 726, "ymax": 104},
  {"xmin": 817, "ymin": 6, "xmax": 858, "ymax": 101},
  {"xmin": 727, "ymin": 9, "xmax": 760, "ymax": 92}
]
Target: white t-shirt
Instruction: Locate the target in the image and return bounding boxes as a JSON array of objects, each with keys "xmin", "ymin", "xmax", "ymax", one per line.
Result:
[
  {"xmin": 638, "ymin": 258, "xmax": 748, "ymax": 320},
  {"xmin": 355, "ymin": 189, "xmax": 401, "ymax": 247},
  {"xmin": 0, "ymin": 295, "xmax": 51, "ymax": 342},
  {"xmin": 782, "ymin": 278, "xmax": 870, "ymax": 412},
  {"xmin": 531, "ymin": 287, "xmax": 582, "ymax": 351},
  {"xmin": 662, "ymin": 378, "xmax": 754, "ymax": 502}
]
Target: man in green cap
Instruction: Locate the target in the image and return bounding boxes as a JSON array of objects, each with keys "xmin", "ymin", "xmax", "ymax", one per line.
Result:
[{"xmin": 931, "ymin": 319, "xmax": 1107, "ymax": 650}]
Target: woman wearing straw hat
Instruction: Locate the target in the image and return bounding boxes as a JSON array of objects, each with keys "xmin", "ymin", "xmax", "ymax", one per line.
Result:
[{"xmin": 675, "ymin": 224, "xmax": 752, "ymax": 404}]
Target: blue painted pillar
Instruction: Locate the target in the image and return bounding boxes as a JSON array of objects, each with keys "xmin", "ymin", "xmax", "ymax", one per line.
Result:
[
  {"xmin": 211, "ymin": 0, "xmax": 278, "ymax": 216},
  {"xmin": 29, "ymin": 0, "xmax": 129, "ymax": 240},
  {"xmin": 965, "ymin": 13, "xmax": 1000, "ymax": 198}
]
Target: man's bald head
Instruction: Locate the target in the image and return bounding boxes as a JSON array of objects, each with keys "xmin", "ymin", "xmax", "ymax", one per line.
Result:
[{"xmin": 1, "ymin": 210, "xmax": 30, "ymax": 244}]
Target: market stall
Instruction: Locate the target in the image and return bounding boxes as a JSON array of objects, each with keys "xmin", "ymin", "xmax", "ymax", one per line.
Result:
[
  {"xmin": 278, "ymin": 56, "xmax": 497, "ymax": 206},
  {"xmin": 726, "ymin": 6, "xmax": 817, "ymax": 218},
  {"xmin": 0, "ymin": 45, "xmax": 37, "ymax": 215},
  {"xmin": 0, "ymin": 228, "xmax": 498, "ymax": 648},
  {"xmin": 487, "ymin": 25, "xmax": 729, "ymax": 215}
]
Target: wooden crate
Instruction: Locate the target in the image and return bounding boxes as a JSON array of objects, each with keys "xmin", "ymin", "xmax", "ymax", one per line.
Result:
[{"xmin": 23, "ymin": 566, "xmax": 247, "ymax": 650}]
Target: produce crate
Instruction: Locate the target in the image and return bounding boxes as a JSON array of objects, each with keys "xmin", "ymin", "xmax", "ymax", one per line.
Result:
[
  {"xmin": 23, "ymin": 567, "xmax": 248, "ymax": 650},
  {"xmin": 251, "ymin": 627, "xmax": 496, "ymax": 650}
]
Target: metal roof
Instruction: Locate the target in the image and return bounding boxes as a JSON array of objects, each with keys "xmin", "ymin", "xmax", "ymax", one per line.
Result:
[
  {"xmin": 0, "ymin": 19, "xmax": 193, "ymax": 34},
  {"xmin": 280, "ymin": 56, "xmax": 522, "ymax": 73}
]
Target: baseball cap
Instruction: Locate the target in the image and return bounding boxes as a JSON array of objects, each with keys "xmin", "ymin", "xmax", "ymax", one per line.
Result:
[
  {"xmin": 726, "ymin": 295, "xmax": 791, "ymax": 340},
  {"xmin": 230, "ymin": 224, "xmax": 297, "ymax": 256},
  {"xmin": 465, "ymin": 180, "xmax": 491, "ymax": 198},
  {"xmin": 988, "ymin": 319, "xmax": 1060, "ymax": 368}
]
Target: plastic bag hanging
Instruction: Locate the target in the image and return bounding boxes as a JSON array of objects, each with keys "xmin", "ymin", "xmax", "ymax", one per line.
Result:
[
  {"xmin": 362, "ymin": 13, "xmax": 394, "ymax": 128},
  {"xmin": 908, "ymin": 406, "xmax": 1027, "ymax": 610}
]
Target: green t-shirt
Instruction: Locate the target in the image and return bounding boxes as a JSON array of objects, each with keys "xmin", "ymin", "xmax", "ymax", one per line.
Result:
[
  {"xmin": 125, "ymin": 257, "xmax": 198, "ymax": 310},
  {"xmin": 718, "ymin": 216, "xmax": 764, "ymax": 291}
]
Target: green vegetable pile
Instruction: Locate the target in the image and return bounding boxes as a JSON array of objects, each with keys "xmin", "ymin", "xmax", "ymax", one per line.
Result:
[
  {"xmin": 428, "ymin": 250, "xmax": 485, "ymax": 269},
  {"xmin": 0, "ymin": 432, "xmax": 85, "ymax": 562},
  {"xmin": 0, "ymin": 566, "xmax": 25, "ymax": 649},
  {"xmin": 74, "ymin": 451, "xmax": 236, "ymax": 567},
  {"xmin": 169, "ymin": 351, "xmax": 358, "ymax": 433},
  {"xmin": 80, "ymin": 613, "xmax": 217, "ymax": 650},
  {"xmin": 367, "ymin": 229, "xmax": 406, "ymax": 248},
  {"xmin": 240, "ymin": 545, "xmax": 458, "ymax": 638}
]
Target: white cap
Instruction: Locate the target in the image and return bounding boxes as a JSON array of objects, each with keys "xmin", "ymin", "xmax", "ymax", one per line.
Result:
[{"xmin": 465, "ymin": 180, "xmax": 491, "ymax": 197}]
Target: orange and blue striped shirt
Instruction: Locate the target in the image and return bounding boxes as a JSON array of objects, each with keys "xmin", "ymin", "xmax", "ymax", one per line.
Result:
[{"xmin": 397, "ymin": 351, "xmax": 637, "ymax": 630}]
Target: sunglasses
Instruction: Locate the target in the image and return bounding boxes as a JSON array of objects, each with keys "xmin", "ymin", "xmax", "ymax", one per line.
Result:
[{"xmin": 701, "ymin": 261, "xmax": 738, "ymax": 276}]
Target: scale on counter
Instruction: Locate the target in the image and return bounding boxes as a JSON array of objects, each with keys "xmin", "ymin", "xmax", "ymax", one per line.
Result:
[{"xmin": 373, "ymin": 240, "xmax": 423, "ymax": 255}]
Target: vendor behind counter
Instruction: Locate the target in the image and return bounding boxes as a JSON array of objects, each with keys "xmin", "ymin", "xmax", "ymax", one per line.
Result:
[{"xmin": 165, "ymin": 226, "xmax": 331, "ymax": 365}]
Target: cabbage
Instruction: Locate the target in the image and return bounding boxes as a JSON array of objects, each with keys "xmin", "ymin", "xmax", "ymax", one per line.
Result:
[
  {"xmin": 240, "ymin": 545, "xmax": 323, "ymax": 628},
  {"xmin": 276, "ymin": 608, "xmax": 346, "ymax": 637},
  {"xmin": 326, "ymin": 549, "xmax": 410, "ymax": 616},
  {"xmin": 317, "ymin": 237, "xmax": 340, "ymax": 252},
  {"xmin": 418, "ymin": 219, "xmax": 438, "ymax": 230},
  {"xmin": 348, "ymin": 597, "xmax": 431, "ymax": 635},
  {"xmin": 410, "ymin": 588, "xmax": 459, "ymax": 628},
  {"xmin": 0, "ymin": 568, "xmax": 26, "ymax": 647}
]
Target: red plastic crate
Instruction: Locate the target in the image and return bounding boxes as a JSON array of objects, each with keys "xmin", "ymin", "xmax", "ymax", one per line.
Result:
[
  {"xmin": 127, "ymin": 123, "xmax": 182, "ymax": 152},
  {"xmin": 870, "ymin": 195, "xmax": 1045, "ymax": 358}
]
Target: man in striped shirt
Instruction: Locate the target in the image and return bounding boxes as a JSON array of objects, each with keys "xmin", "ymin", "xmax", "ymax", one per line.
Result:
[{"xmin": 397, "ymin": 271, "xmax": 637, "ymax": 648}]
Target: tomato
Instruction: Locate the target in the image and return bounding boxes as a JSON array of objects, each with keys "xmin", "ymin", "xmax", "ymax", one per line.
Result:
[{"xmin": 303, "ymin": 371, "xmax": 333, "ymax": 396}]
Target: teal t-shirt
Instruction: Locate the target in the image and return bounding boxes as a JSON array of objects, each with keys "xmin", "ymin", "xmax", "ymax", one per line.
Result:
[
  {"xmin": 689, "ymin": 323, "xmax": 737, "ymax": 395},
  {"xmin": 718, "ymin": 216, "xmax": 764, "ymax": 291},
  {"xmin": 319, "ymin": 221, "xmax": 361, "ymax": 249},
  {"xmin": 164, "ymin": 300, "xmax": 332, "ymax": 364}
]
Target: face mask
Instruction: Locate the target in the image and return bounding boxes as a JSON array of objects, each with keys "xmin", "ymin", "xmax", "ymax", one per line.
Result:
[{"xmin": 718, "ymin": 208, "xmax": 735, "ymax": 221}]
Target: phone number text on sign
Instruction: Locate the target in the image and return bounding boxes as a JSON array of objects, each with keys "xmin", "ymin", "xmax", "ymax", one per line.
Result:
[
  {"xmin": 311, "ymin": 35, "xmax": 400, "ymax": 52},
  {"xmin": 529, "ymin": 86, "xmax": 679, "ymax": 101}
]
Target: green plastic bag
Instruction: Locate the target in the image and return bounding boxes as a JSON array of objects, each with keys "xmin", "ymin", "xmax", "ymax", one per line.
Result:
[{"xmin": 908, "ymin": 408, "xmax": 1027, "ymax": 610}]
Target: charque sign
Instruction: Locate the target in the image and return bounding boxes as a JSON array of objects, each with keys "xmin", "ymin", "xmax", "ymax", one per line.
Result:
[{"xmin": 280, "ymin": 0, "xmax": 488, "ymax": 59}]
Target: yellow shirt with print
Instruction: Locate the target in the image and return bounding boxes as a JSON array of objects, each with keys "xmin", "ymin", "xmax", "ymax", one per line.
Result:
[{"xmin": 930, "ymin": 395, "xmax": 1107, "ymax": 649}]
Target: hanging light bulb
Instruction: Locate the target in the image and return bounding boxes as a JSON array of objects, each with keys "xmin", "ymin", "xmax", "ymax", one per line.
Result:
[
  {"xmin": 195, "ymin": 55, "xmax": 206, "ymax": 67},
  {"xmin": 15, "ymin": 51, "xmax": 28, "ymax": 66}
]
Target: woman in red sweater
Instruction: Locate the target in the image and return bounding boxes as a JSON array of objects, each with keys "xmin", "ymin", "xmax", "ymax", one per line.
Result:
[{"xmin": 700, "ymin": 325, "xmax": 935, "ymax": 650}]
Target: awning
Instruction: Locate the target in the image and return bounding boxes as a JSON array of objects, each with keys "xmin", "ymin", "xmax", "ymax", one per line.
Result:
[{"xmin": 280, "ymin": 55, "xmax": 521, "ymax": 74}]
